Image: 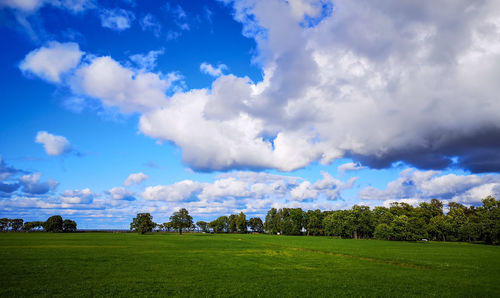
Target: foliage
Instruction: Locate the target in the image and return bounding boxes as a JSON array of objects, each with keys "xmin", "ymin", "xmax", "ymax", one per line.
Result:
[
  {"xmin": 196, "ymin": 221, "xmax": 209, "ymax": 233},
  {"xmin": 63, "ymin": 219, "xmax": 77, "ymax": 232},
  {"xmin": 170, "ymin": 208, "xmax": 193, "ymax": 235},
  {"xmin": 130, "ymin": 213, "xmax": 156, "ymax": 234},
  {"xmin": 9, "ymin": 219, "xmax": 24, "ymax": 232},
  {"xmin": 248, "ymin": 217, "xmax": 264, "ymax": 233},
  {"xmin": 44, "ymin": 215, "xmax": 63, "ymax": 233},
  {"xmin": 236, "ymin": 212, "xmax": 247, "ymax": 233},
  {"xmin": 209, "ymin": 216, "xmax": 228, "ymax": 233},
  {"xmin": 21, "ymin": 221, "xmax": 44, "ymax": 232},
  {"xmin": 374, "ymin": 223, "xmax": 392, "ymax": 240}
]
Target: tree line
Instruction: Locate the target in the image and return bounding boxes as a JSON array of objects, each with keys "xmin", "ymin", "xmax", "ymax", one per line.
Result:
[
  {"xmin": 131, "ymin": 196, "xmax": 500, "ymax": 244},
  {"xmin": 0, "ymin": 215, "xmax": 77, "ymax": 232}
]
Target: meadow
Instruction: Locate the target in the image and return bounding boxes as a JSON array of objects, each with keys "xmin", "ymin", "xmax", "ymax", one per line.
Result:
[{"xmin": 0, "ymin": 233, "xmax": 499, "ymax": 297}]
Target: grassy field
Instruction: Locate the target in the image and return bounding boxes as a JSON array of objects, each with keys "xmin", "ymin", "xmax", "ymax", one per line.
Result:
[{"xmin": 0, "ymin": 233, "xmax": 499, "ymax": 297}]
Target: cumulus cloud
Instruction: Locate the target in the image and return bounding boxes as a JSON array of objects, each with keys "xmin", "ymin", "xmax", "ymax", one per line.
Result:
[
  {"xmin": 140, "ymin": 0, "xmax": 500, "ymax": 173},
  {"xmin": 359, "ymin": 168, "xmax": 500, "ymax": 205},
  {"xmin": 18, "ymin": 0, "xmax": 500, "ymax": 174},
  {"xmin": 200, "ymin": 62, "xmax": 227, "ymax": 77},
  {"xmin": 71, "ymin": 56, "xmax": 181, "ymax": 113},
  {"xmin": 60, "ymin": 188, "xmax": 94, "ymax": 204},
  {"xmin": 107, "ymin": 187, "xmax": 135, "ymax": 201},
  {"xmin": 35, "ymin": 131, "xmax": 72, "ymax": 156},
  {"xmin": 19, "ymin": 41, "xmax": 84, "ymax": 83},
  {"xmin": 338, "ymin": 162, "xmax": 364, "ymax": 175},
  {"xmin": 141, "ymin": 180, "xmax": 204, "ymax": 201},
  {"xmin": 99, "ymin": 8, "xmax": 135, "ymax": 31},
  {"xmin": 19, "ymin": 173, "xmax": 58, "ymax": 195},
  {"xmin": 141, "ymin": 171, "xmax": 355, "ymax": 207},
  {"xmin": 123, "ymin": 172, "xmax": 148, "ymax": 186}
]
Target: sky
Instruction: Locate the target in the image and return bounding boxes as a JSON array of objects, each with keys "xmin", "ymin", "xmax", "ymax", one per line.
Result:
[{"xmin": 1, "ymin": 0, "xmax": 500, "ymax": 229}]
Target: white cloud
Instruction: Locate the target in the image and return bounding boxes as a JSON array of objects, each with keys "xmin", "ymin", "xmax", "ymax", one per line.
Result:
[
  {"xmin": 200, "ymin": 62, "xmax": 227, "ymax": 77},
  {"xmin": 107, "ymin": 187, "xmax": 135, "ymax": 201},
  {"xmin": 60, "ymin": 188, "xmax": 94, "ymax": 204},
  {"xmin": 136, "ymin": 0, "xmax": 500, "ymax": 173},
  {"xmin": 72, "ymin": 56, "xmax": 179, "ymax": 113},
  {"xmin": 123, "ymin": 172, "xmax": 148, "ymax": 186},
  {"xmin": 359, "ymin": 168, "xmax": 500, "ymax": 205},
  {"xmin": 0, "ymin": 0, "xmax": 45, "ymax": 13},
  {"xmin": 18, "ymin": 1, "xmax": 500, "ymax": 174},
  {"xmin": 20, "ymin": 41, "xmax": 84, "ymax": 83},
  {"xmin": 1, "ymin": 0, "xmax": 93, "ymax": 14},
  {"xmin": 129, "ymin": 49, "xmax": 164, "ymax": 71},
  {"xmin": 338, "ymin": 162, "xmax": 364, "ymax": 175},
  {"xmin": 99, "ymin": 8, "xmax": 135, "ymax": 31},
  {"xmin": 19, "ymin": 173, "xmax": 58, "ymax": 195},
  {"xmin": 139, "ymin": 170, "xmax": 356, "ymax": 218},
  {"xmin": 35, "ymin": 131, "xmax": 72, "ymax": 156},
  {"xmin": 141, "ymin": 180, "xmax": 203, "ymax": 201},
  {"xmin": 290, "ymin": 171, "xmax": 357, "ymax": 201},
  {"xmin": 140, "ymin": 13, "xmax": 162, "ymax": 37}
]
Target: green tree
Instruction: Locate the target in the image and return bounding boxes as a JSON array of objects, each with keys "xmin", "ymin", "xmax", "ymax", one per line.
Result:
[
  {"xmin": 323, "ymin": 210, "xmax": 352, "ymax": 238},
  {"xmin": 428, "ymin": 215, "xmax": 449, "ymax": 241},
  {"xmin": 130, "ymin": 213, "xmax": 155, "ymax": 234},
  {"xmin": 44, "ymin": 215, "xmax": 63, "ymax": 233},
  {"xmin": 305, "ymin": 209, "xmax": 324, "ymax": 236},
  {"xmin": 228, "ymin": 214, "xmax": 238, "ymax": 233},
  {"xmin": 22, "ymin": 221, "xmax": 44, "ymax": 232},
  {"xmin": 170, "ymin": 208, "xmax": 193, "ymax": 235},
  {"xmin": 236, "ymin": 212, "xmax": 247, "ymax": 233},
  {"xmin": 62, "ymin": 219, "xmax": 77, "ymax": 232},
  {"xmin": 372, "ymin": 207, "xmax": 394, "ymax": 226},
  {"xmin": 209, "ymin": 216, "xmax": 228, "ymax": 233},
  {"xmin": 349, "ymin": 205, "xmax": 373, "ymax": 239},
  {"xmin": 196, "ymin": 221, "xmax": 209, "ymax": 233},
  {"xmin": 390, "ymin": 215, "xmax": 410, "ymax": 240},
  {"xmin": 374, "ymin": 223, "xmax": 392, "ymax": 240},
  {"xmin": 248, "ymin": 217, "xmax": 264, "ymax": 233},
  {"xmin": 0, "ymin": 218, "xmax": 9, "ymax": 231},
  {"xmin": 264, "ymin": 208, "xmax": 279, "ymax": 234},
  {"xmin": 478, "ymin": 196, "xmax": 500, "ymax": 244},
  {"xmin": 10, "ymin": 219, "xmax": 24, "ymax": 232}
]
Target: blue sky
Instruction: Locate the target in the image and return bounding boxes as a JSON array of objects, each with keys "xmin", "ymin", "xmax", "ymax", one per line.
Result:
[{"xmin": 1, "ymin": 0, "xmax": 500, "ymax": 229}]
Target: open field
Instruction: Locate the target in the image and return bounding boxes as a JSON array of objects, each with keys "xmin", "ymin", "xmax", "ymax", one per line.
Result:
[{"xmin": 1, "ymin": 233, "xmax": 499, "ymax": 297}]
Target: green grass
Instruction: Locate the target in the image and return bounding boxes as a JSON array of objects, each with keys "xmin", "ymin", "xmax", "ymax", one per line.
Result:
[{"xmin": 0, "ymin": 233, "xmax": 499, "ymax": 297}]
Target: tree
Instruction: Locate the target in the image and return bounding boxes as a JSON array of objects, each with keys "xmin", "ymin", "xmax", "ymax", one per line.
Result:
[
  {"xmin": 170, "ymin": 208, "xmax": 193, "ymax": 235},
  {"xmin": 209, "ymin": 216, "xmax": 228, "ymax": 233},
  {"xmin": 349, "ymin": 205, "xmax": 373, "ymax": 239},
  {"xmin": 63, "ymin": 219, "xmax": 77, "ymax": 232},
  {"xmin": 196, "ymin": 221, "xmax": 209, "ymax": 233},
  {"xmin": 248, "ymin": 217, "xmax": 264, "ymax": 233},
  {"xmin": 10, "ymin": 219, "xmax": 24, "ymax": 232},
  {"xmin": 44, "ymin": 215, "xmax": 63, "ymax": 233},
  {"xmin": 323, "ymin": 210, "xmax": 352, "ymax": 238},
  {"xmin": 236, "ymin": 212, "xmax": 247, "ymax": 233},
  {"xmin": 390, "ymin": 215, "xmax": 410, "ymax": 240},
  {"xmin": 228, "ymin": 214, "xmax": 238, "ymax": 233},
  {"xmin": 0, "ymin": 218, "xmax": 9, "ymax": 231},
  {"xmin": 264, "ymin": 208, "xmax": 279, "ymax": 234},
  {"xmin": 305, "ymin": 209, "xmax": 324, "ymax": 236},
  {"xmin": 478, "ymin": 196, "xmax": 500, "ymax": 244},
  {"xmin": 130, "ymin": 213, "xmax": 155, "ymax": 234},
  {"xmin": 22, "ymin": 221, "xmax": 44, "ymax": 232},
  {"xmin": 374, "ymin": 223, "xmax": 392, "ymax": 240}
]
